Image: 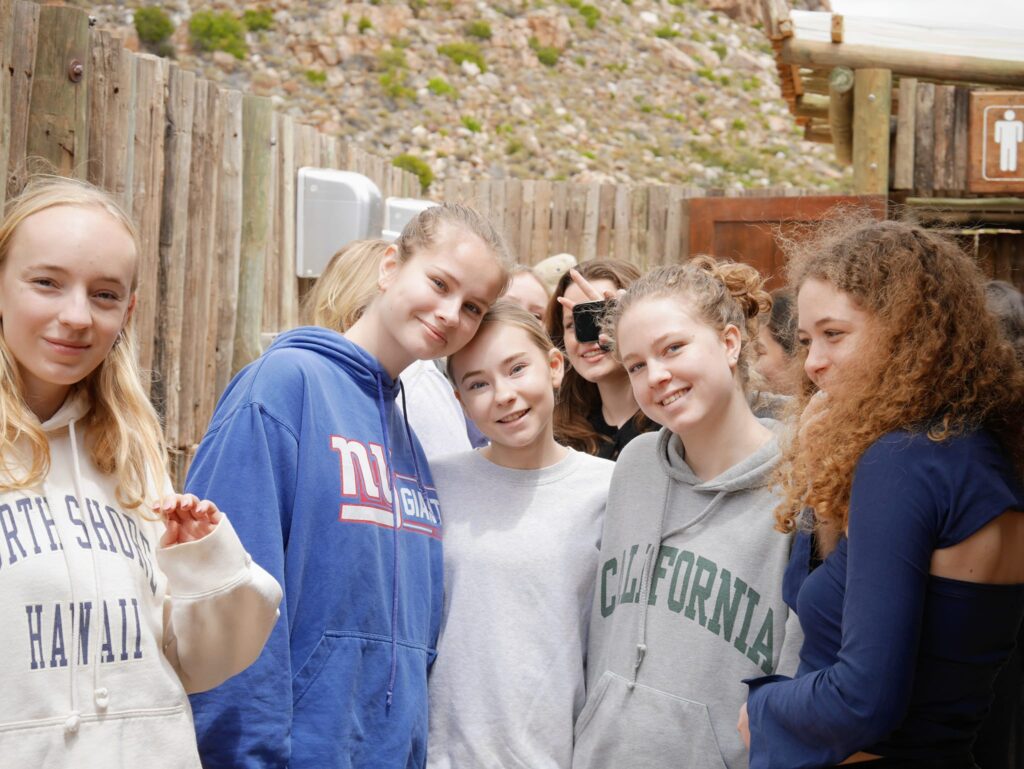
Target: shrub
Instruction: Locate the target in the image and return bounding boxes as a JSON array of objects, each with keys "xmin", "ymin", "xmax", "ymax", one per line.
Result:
[
  {"xmin": 438, "ymin": 41, "xmax": 486, "ymax": 72},
  {"xmin": 242, "ymin": 7, "xmax": 274, "ymax": 31},
  {"xmin": 529, "ymin": 37, "xmax": 560, "ymax": 67},
  {"xmin": 460, "ymin": 115, "xmax": 482, "ymax": 132},
  {"xmin": 305, "ymin": 69, "xmax": 326, "ymax": 85},
  {"xmin": 135, "ymin": 7, "xmax": 174, "ymax": 46},
  {"xmin": 380, "ymin": 69, "xmax": 415, "ymax": 100},
  {"xmin": 428, "ymin": 76, "xmax": 456, "ymax": 97},
  {"xmin": 189, "ymin": 11, "xmax": 247, "ymax": 59},
  {"xmin": 377, "ymin": 48, "xmax": 408, "ymax": 70},
  {"xmin": 393, "ymin": 154, "xmax": 434, "ymax": 192},
  {"xmin": 579, "ymin": 4, "xmax": 600, "ymax": 29},
  {"xmin": 712, "ymin": 43, "xmax": 728, "ymax": 60},
  {"xmin": 732, "ymin": 118, "xmax": 747, "ymax": 130},
  {"xmin": 357, "ymin": 16, "xmax": 373, "ymax": 33},
  {"xmin": 654, "ymin": 26, "xmax": 679, "ymax": 39},
  {"xmin": 465, "ymin": 20, "xmax": 492, "ymax": 40},
  {"xmin": 506, "ymin": 139, "xmax": 523, "ymax": 155}
]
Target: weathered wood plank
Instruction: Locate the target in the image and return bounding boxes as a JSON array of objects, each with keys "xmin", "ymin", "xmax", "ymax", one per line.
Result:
[
  {"xmin": 893, "ymin": 77, "xmax": 917, "ymax": 191},
  {"xmin": 951, "ymin": 86, "xmax": 970, "ymax": 193},
  {"xmin": 612, "ymin": 184, "xmax": 630, "ymax": 261},
  {"xmin": 0, "ymin": 0, "xmax": 14, "ymax": 209},
  {"xmin": 932, "ymin": 85, "xmax": 956, "ymax": 192},
  {"xmin": 646, "ymin": 184, "xmax": 669, "ymax": 267},
  {"xmin": 154, "ymin": 64, "xmax": 195, "ymax": 449},
  {"xmin": 87, "ymin": 31, "xmax": 136, "ymax": 209},
  {"xmin": 26, "ymin": 4, "xmax": 89, "ymax": 177},
  {"xmin": 580, "ymin": 182, "xmax": 601, "ymax": 261},
  {"xmin": 277, "ymin": 114, "xmax": 298, "ymax": 330},
  {"xmin": 232, "ymin": 94, "xmax": 274, "ymax": 374},
  {"xmin": 503, "ymin": 178, "xmax": 522, "ymax": 260},
  {"xmin": 851, "ymin": 68, "xmax": 891, "ymax": 196},
  {"xmin": 564, "ymin": 181, "xmax": 588, "ymax": 261},
  {"xmin": 595, "ymin": 183, "xmax": 616, "ymax": 259},
  {"xmin": 518, "ymin": 180, "xmax": 535, "ymax": 260},
  {"xmin": 665, "ymin": 185, "xmax": 686, "ymax": 265},
  {"xmin": 531, "ymin": 180, "xmax": 552, "ymax": 263},
  {"xmin": 549, "ymin": 181, "xmax": 568, "ymax": 256},
  {"xmin": 913, "ymin": 81, "xmax": 935, "ymax": 194},
  {"xmin": 130, "ymin": 54, "xmax": 167, "ymax": 390},
  {"xmin": 213, "ymin": 88, "xmax": 243, "ymax": 397},
  {"xmin": 6, "ymin": 0, "xmax": 40, "ymax": 198}
]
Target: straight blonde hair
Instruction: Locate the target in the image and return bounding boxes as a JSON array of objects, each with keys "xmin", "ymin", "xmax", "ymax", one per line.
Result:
[
  {"xmin": 0, "ymin": 175, "xmax": 167, "ymax": 510},
  {"xmin": 304, "ymin": 239, "xmax": 390, "ymax": 331}
]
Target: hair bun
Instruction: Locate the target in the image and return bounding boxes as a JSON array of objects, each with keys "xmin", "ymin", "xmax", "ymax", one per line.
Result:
[{"xmin": 691, "ymin": 255, "xmax": 770, "ymax": 319}]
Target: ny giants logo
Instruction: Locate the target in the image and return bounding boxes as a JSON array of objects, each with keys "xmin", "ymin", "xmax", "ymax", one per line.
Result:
[{"xmin": 330, "ymin": 435, "xmax": 441, "ymax": 538}]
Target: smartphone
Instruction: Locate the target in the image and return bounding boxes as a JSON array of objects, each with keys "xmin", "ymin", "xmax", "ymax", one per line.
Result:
[{"xmin": 572, "ymin": 299, "xmax": 612, "ymax": 344}]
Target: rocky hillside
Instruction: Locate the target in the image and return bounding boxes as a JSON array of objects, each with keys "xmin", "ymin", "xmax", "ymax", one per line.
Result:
[{"xmin": 83, "ymin": 0, "xmax": 850, "ymax": 194}]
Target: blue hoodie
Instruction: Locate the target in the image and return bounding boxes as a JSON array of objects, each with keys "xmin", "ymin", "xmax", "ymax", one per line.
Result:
[{"xmin": 185, "ymin": 327, "xmax": 443, "ymax": 769}]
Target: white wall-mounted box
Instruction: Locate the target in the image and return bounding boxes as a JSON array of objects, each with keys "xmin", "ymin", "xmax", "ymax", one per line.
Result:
[
  {"xmin": 383, "ymin": 197, "xmax": 438, "ymax": 242},
  {"xmin": 296, "ymin": 168, "xmax": 383, "ymax": 278}
]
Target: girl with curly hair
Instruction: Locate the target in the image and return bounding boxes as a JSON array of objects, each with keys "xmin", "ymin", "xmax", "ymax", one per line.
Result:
[
  {"xmin": 573, "ymin": 257, "xmax": 801, "ymax": 769},
  {"xmin": 740, "ymin": 218, "xmax": 1024, "ymax": 769}
]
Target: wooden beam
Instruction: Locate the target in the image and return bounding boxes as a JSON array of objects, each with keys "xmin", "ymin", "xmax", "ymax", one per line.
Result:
[
  {"xmin": 760, "ymin": 0, "xmax": 794, "ymax": 40},
  {"xmin": 830, "ymin": 14, "xmax": 844, "ymax": 44},
  {"xmin": 913, "ymin": 82, "xmax": 935, "ymax": 193},
  {"xmin": 780, "ymin": 37, "xmax": 1024, "ymax": 87},
  {"xmin": 0, "ymin": 0, "xmax": 13, "ymax": 209},
  {"xmin": 804, "ymin": 122, "xmax": 833, "ymax": 144},
  {"xmin": 794, "ymin": 92, "xmax": 829, "ymax": 120},
  {"xmin": 852, "ymin": 68, "xmax": 892, "ymax": 195},
  {"xmin": 828, "ymin": 66, "xmax": 854, "ymax": 165}
]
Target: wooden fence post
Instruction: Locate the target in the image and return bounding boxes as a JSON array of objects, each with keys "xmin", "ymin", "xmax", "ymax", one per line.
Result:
[
  {"xmin": 131, "ymin": 54, "xmax": 167, "ymax": 388},
  {"xmin": 232, "ymin": 94, "xmax": 274, "ymax": 375},
  {"xmin": 6, "ymin": 0, "xmax": 40, "ymax": 199},
  {"xmin": 26, "ymin": 4, "xmax": 89, "ymax": 178},
  {"xmin": 87, "ymin": 31, "xmax": 136, "ymax": 210},
  {"xmin": 214, "ymin": 88, "xmax": 243, "ymax": 394},
  {"xmin": 0, "ymin": 0, "xmax": 13, "ymax": 209},
  {"xmin": 852, "ymin": 68, "xmax": 891, "ymax": 195}
]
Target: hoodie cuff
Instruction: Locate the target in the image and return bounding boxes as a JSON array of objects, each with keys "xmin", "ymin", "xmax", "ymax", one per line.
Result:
[{"xmin": 156, "ymin": 515, "xmax": 252, "ymax": 598}]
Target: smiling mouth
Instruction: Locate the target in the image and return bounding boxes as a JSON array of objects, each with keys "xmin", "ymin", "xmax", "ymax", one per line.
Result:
[
  {"xmin": 419, "ymin": 319, "xmax": 447, "ymax": 345},
  {"xmin": 581, "ymin": 349, "xmax": 605, "ymax": 361},
  {"xmin": 45, "ymin": 338, "xmax": 90, "ymax": 352},
  {"xmin": 659, "ymin": 387, "xmax": 690, "ymax": 407},
  {"xmin": 497, "ymin": 408, "xmax": 530, "ymax": 424}
]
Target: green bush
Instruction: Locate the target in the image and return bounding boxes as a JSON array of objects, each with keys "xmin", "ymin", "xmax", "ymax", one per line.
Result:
[
  {"xmin": 135, "ymin": 6, "xmax": 174, "ymax": 45},
  {"xmin": 242, "ymin": 8, "xmax": 274, "ymax": 31},
  {"xmin": 380, "ymin": 69, "xmax": 415, "ymax": 100},
  {"xmin": 377, "ymin": 48, "xmax": 408, "ymax": 70},
  {"xmin": 654, "ymin": 26, "xmax": 679, "ymax": 39},
  {"xmin": 393, "ymin": 154, "xmax": 434, "ymax": 192},
  {"xmin": 712, "ymin": 43, "xmax": 728, "ymax": 60},
  {"xmin": 438, "ymin": 42, "xmax": 486, "ymax": 72},
  {"xmin": 506, "ymin": 139, "xmax": 523, "ymax": 155},
  {"xmin": 460, "ymin": 115, "xmax": 482, "ymax": 133},
  {"xmin": 189, "ymin": 11, "xmax": 247, "ymax": 59},
  {"xmin": 579, "ymin": 4, "xmax": 601, "ymax": 28},
  {"xmin": 357, "ymin": 16, "xmax": 373, "ymax": 33},
  {"xmin": 465, "ymin": 20, "xmax": 492, "ymax": 40},
  {"xmin": 528, "ymin": 37, "xmax": 560, "ymax": 67},
  {"xmin": 427, "ymin": 76, "xmax": 456, "ymax": 97},
  {"xmin": 305, "ymin": 69, "xmax": 326, "ymax": 85}
]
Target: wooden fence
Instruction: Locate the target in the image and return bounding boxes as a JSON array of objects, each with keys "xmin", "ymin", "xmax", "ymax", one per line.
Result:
[{"xmin": 1, "ymin": 1, "xmax": 824, "ymax": 483}]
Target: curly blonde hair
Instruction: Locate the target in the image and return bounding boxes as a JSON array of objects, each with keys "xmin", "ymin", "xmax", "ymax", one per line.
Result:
[
  {"xmin": 603, "ymin": 254, "xmax": 771, "ymax": 392},
  {"xmin": 775, "ymin": 216, "xmax": 1024, "ymax": 552}
]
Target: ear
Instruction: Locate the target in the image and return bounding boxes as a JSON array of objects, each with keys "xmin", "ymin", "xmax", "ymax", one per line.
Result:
[
  {"xmin": 722, "ymin": 324, "xmax": 742, "ymax": 369},
  {"xmin": 378, "ymin": 244, "xmax": 401, "ymax": 291},
  {"xmin": 548, "ymin": 347, "xmax": 565, "ymax": 390}
]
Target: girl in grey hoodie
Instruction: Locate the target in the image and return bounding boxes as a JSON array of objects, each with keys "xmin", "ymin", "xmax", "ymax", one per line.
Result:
[{"xmin": 572, "ymin": 257, "xmax": 800, "ymax": 769}]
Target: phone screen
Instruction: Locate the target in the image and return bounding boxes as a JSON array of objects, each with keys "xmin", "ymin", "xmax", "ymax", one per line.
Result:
[{"xmin": 572, "ymin": 299, "xmax": 611, "ymax": 344}]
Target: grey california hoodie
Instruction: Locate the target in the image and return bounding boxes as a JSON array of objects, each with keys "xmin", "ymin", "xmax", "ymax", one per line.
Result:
[{"xmin": 572, "ymin": 424, "xmax": 800, "ymax": 769}]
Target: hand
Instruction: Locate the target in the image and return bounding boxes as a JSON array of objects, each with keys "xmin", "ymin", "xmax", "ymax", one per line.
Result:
[
  {"xmin": 555, "ymin": 268, "xmax": 624, "ymax": 313},
  {"xmin": 157, "ymin": 493, "xmax": 222, "ymax": 547},
  {"xmin": 737, "ymin": 702, "xmax": 751, "ymax": 750}
]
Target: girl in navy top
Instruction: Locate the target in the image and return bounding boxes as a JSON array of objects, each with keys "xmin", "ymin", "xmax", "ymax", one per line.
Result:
[{"xmin": 738, "ymin": 218, "xmax": 1024, "ymax": 769}]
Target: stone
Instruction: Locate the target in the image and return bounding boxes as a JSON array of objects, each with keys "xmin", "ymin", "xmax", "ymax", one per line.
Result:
[
  {"xmin": 526, "ymin": 11, "xmax": 571, "ymax": 51},
  {"xmin": 317, "ymin": 44, "xmax": 339, "ymax": 66},
  {"xmin": 212, "ymin": 50, "xmax": 237, "ymax": 71}
]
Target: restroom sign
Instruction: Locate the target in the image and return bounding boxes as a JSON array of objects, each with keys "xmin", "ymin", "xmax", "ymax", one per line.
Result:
[{"xmin": 970, "ymin": 91, "xmax": 1024, "ymax": 193}]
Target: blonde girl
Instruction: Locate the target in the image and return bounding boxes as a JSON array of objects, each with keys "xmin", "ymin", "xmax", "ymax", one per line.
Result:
[
  {"xmin": 573, "ymin": 257, "xmax": 800, "ymax": 769},
  {"xmin": 186, "ymin": 204, "xmax": 512, "ymax": 769},
  {"xmin": 427, "ymin": 300, "xmax": 613, "ymax": 768},
  {"xmin": 0, "ymin": 175, "xmax": 281, "ymax": 768},
  {"xmin": 304, "ymin": 238, "xmax": 479, "ymax": 461}
]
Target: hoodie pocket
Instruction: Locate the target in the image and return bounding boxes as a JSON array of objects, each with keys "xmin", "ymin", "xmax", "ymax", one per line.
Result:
[{"xmin": 573, "ymin": 671, "xmax": 728, "ymax": 769}]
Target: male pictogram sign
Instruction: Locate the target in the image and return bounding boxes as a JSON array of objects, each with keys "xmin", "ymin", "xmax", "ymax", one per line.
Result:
[{"xmin": 970, "ymin": 91, "xmax": 1024, "ymax": 193}]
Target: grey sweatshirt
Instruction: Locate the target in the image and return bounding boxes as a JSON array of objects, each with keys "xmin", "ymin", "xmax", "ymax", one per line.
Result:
[
  {"xmin": 427, "ymin": 448, "xmax": 614, "ymax": 769},
  {"xmin": 573, "ymin": 425, "xmax": 799, "ymax": 769}
]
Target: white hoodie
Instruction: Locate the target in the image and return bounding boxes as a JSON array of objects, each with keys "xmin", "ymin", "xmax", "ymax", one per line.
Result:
[{"xmin": 0, "ymin": 393, "xmax": 282, "ymax": 767}]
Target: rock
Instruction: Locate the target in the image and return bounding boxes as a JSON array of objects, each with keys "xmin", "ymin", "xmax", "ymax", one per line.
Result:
[
  {"xmin": 675, "ymin": 39, "xmax": 717, "ymax": 65},
  {"xmin": 212, "ymin": 50, "xmax": 237, "ymax": 71},
  {"xmin": 639, "ymin": 11, "xmax": 660, "ymax": 25},
  {"xmin": 526, "ymin": 11, "xmax": 571, "ymax": 50},
  {"xmin": 461, "ymin": 60, "xmax": 481, "ymax": 77},
  {"xmin": 651, "ymin": 39, "xmax": 699, "ymax": 72},
  {"xmin": 317, "ymin": 44, "xmax": 339, "ymax": 67},
  {"xmin": 724, "ymin": 48, "xmax": 763, "ymax": 72}
]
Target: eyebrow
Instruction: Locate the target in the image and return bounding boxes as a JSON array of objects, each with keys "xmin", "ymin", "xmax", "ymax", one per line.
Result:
[
  {"xmin": 26, "ymin": 263, "xmax": 130, "ymax": 288},
  {"xmin": 459, "ymin": 352, "xmax": 529, "ymax": 385}
]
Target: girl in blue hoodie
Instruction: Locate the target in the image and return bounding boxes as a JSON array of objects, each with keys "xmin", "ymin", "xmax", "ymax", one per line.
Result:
[{"xmin": 185, "ymin": 204, "xmax": 512, "ymax": 769}]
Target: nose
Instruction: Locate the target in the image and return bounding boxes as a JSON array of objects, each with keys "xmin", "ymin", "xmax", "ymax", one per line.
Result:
[
  {"xmin": 804, "ymin": 341, "xmax": 828, "ymax": 385},
  {"xmin": 436, "ymin": 296, "xmax": 462, "ymax": 328},
  {"xmin": 58, "ymin": 290, "xmax": 92, "ymax": 330},
  {"xmin": 646, "ymin": 359, "xmax": 670, "ymax": 389},
  {"xmin": 494, "ymin": 379, "xmax": 516, "ymax": 405}
]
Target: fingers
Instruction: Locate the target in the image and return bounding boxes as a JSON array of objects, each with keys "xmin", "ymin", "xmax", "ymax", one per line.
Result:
[
  {"xmin": 157, "ymin": 494, "xmax": 221, "ymax": 546},
  {"xmin": 556, "ymin": 295, "xmax": 576, "ymax": 311},
  {"xmin": 568, "ymin": 268, "xmax": 604, "ymax": 301}
]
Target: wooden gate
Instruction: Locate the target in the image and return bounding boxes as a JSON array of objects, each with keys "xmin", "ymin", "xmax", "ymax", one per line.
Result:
[{"xmin": 687, "ymin": 195, "xmax": 888, "ymax": 288}]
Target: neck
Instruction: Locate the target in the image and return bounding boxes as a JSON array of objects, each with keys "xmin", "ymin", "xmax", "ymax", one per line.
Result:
[
  {"xmin": 679, "ymin": 386, "xmax": 772, "ymax": 482},
  {"xmin": 595, "ymin": 371, "xmax": 639, "ymax": 428},
  {"xmin": 343, "ymin": 308, "xmax": 414, "ymax": 379},
  {"xmin": 481, "ymin": 427, "xmax": 568, "ymax": 470}
]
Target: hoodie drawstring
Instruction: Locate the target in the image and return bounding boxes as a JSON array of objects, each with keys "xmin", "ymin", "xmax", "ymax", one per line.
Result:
[
  {"xmin": 374, "ymin": 375, "xmax": 401, "ymax": 711},
  {"xmin": 629, "ymin": 476, "xmax": 729, "ymax": 689},
  {"xmin": 67, "ymin": 418, "xmax": 111, "ymax": 729}
]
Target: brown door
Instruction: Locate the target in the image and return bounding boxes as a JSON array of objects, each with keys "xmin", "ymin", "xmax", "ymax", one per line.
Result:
[{"xmin": 687, "ymin": 195, "xmax": 888, "ymax": 289}]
